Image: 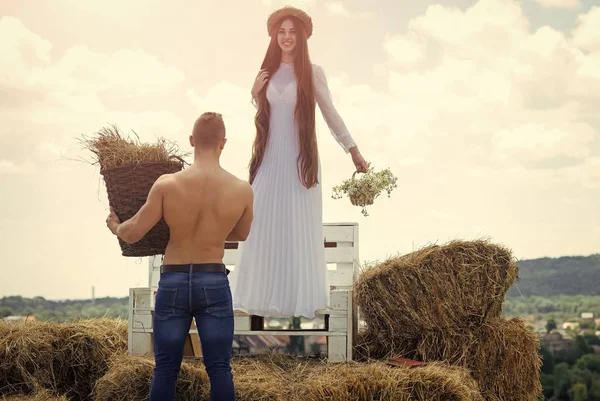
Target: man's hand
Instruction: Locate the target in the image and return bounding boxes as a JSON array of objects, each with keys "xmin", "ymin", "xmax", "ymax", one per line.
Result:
[
  {"xmin": 106, "ymin": 207, "xmax": 121, "ymax": 235},
  {"xmin": 350, "ymin": 147, "xmax": 368, "ymax": 173}
]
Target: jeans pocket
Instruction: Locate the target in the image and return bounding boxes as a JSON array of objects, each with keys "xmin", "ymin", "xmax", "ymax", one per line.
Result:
[
  {"xmin": 204, "ymin": 284, "xmax": 234, "ymax": 318},
  {"xmin": 154, "ymin": 287, "xmax": 177, "ymax": 321}
]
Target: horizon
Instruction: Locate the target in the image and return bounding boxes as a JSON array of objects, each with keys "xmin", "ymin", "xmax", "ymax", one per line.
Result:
[{"xmin": 2, "ymin": 252, "xmax": 598, "ymax": 301}]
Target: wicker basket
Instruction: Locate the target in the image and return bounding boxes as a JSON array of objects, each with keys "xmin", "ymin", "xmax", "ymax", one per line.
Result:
[
  {"xmin": 101, "ymin": 159, "xmax": 184, "ymax": 257},
  {"xmin": 348, "ymin": 171, "xmax": 376, "ymax": 206}
]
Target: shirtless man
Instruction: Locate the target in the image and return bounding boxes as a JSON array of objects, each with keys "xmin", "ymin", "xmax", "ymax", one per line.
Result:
[{"xmin": 106, "ymin": 112, "xmax": 253, "ymax": 401}]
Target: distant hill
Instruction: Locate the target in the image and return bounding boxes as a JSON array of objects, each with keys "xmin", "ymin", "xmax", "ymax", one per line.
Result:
[
  {"xmin": 2, "ymin": 254, "xmax": 599, "ymax": 321},
  {"xmin": 506, "ymin": 254, "xmax": 600, "ymax": 297},
  {"xmin": 0, "ymin": 295, "xmax": 128, "ymax": 321}
]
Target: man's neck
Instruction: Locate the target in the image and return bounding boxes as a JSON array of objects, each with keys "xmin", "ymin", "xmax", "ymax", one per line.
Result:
[{"xmin": 193, "ymin": 151, "xmax": 221, "ymax": 168}]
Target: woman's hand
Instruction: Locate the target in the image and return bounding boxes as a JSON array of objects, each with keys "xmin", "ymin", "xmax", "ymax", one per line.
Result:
[
  {"xmin": 251, "ymin": 69, "xmax": 269, "ymax": 99},
  {"xmin": 350, "ymin": 147, "xmax": 368, "ymax": 173}
]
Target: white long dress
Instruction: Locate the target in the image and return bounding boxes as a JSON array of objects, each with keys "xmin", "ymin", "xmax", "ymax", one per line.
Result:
[{"xmin": 231, "ymin": 62, "xmax": 356, "ymax": 319}]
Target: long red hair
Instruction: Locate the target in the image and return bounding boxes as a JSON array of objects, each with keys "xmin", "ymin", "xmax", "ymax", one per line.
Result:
[{"xmin": 249, "ymin": 16, "xmax": 318, "ymax": 189}]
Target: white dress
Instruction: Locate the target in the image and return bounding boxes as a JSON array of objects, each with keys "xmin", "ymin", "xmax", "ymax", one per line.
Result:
[{"xmin": 231, "ymin": 62, "xmax": 356, "ymax": 319}]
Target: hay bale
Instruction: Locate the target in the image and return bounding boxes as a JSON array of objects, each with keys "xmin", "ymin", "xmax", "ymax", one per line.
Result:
[
  {"xmin": 355, "ymin": 239, "xmax": 518, "ymax": 337},
  {"xmin": 297, "ymin": 361, "xmax": 483, "ymax": 401},
  {"xmin": 80, "ymin": 125, "xmax": 187, "ymax": 257},
  {"xmin": 92, "ymin": 356, "xmax": 208, "ymax": 401},
  {"xmin": 93, "ymin": 354, "xmax": 483, "ymax": 401},
  {"xmin": 1, "ymin": 389, "xmax": 69, "ymax": 400},
  {"xmin": 0, "ymin": 319, "xmax": 127, "ymax": 400},
  {"xmin": 93, "ymin": 355, "xmax": 284, "ymax": 401},
  {"xmin": 356, "ymin": 318, "xmax": 542, "ymax": 401}
]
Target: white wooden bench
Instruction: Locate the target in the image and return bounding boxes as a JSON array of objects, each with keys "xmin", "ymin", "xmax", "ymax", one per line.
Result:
[{"xmin": 128, "ymin": 222, "xmax": 360, "ymax": 362}]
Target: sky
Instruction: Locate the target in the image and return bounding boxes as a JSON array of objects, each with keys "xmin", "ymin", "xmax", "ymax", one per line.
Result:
[{"xmin": 0, "ymin": 0, "xmax": 598, "ymax": 300}]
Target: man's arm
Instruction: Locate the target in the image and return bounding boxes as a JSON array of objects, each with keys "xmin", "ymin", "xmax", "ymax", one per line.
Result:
[
  {"xmin": 226, "ymin": 184, "xmax": 254, "ymax": 242},
  {"xmin": 107, "ymin": 175, "xmax": 170, "ymax": 244}
]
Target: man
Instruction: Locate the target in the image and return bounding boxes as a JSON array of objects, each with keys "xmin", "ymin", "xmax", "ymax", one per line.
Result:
[{"xmin": 106, "ymin": 112, "xmax": 253, "ymax": 401}]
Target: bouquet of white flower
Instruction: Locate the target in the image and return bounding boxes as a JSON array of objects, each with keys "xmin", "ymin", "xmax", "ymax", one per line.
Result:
[{"xmin": 332, "ymin": 163, "xmax": 398, "ymax": 216}]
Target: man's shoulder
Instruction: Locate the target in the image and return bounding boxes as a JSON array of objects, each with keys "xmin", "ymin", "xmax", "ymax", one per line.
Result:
[
  {"xmin": 225, "ymin": 173, "xmax": 253, "ymax": 197},
  {"xmin": 155, "ymin": 173, "xmax": 176, "ymax": 187},
  {"xmin": 233, "ymin": 176, "xmax": 253, "ymax": 194}
]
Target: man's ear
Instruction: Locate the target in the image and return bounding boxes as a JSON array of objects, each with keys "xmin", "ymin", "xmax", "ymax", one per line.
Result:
[
  {"xmin": 220, "ymin": 137, "xmax": 227, "ymax": 150},
  {"xmin": 189, "ymin": 135, "xmax": 195, "ymax": 148}
]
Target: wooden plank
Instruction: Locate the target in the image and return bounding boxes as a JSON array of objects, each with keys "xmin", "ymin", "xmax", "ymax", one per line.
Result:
[
  {"xmin": 190, "ymin": 320, "xmax": 202, "ymax": 356},
  {"xmin": 128, "ymin": 289, "xmax": 134, "ymax": 355},
  {"xmin": 132, "ymin": 312, "xmax": 152, "ymax": 330},
  {"xmin": 347, "ymin": 288, "xmax": 354, "ymax": 361},
  {"xmin": 234, "ymin": 316, "xmax": 251, "ymax": 331},
  {"xmin": 329, "ymin": 290, "xmax": 349, "ymax": 311},
  {"xmin": 325, "ymin": 247, "xmax": 354, "ymax": 264},
  {"xmin": 234, "ymin": 330, "xmax": 347, "ymax": 337},
  {"xmin": 327, "ymin": 266, "xmax": 354, "ymax": 287},
  {"xmin": 225, "ymin": 245, "xmax": 355, "ymax": 266},
  {"xmin": 327, "ymin": 336, "xmax": 347, "ymax": 362},
  {"xmin": 323, "ymin": 225, "xmax": 355, "ymax": 243},
  {"xmin": 313, "ymin": 309, "xmax": 349, "ymax": 316},
  {"xmin": 130, "ymin": 332, "xmax": 153, "ymax": 356},
  {"xmin": 329, "ymin": 316, "xmax": 348, "ymax": 331},
  {"xmin": 132, "ymin": 328, "xmax": 348, "ymax": 337},
  {"xmin": 222, "ymin": 251, "xmax": 238, "ymax": 266},
  {"xmin": 132, "ymin": 288, "xmax": 153, "ymax": 311}
]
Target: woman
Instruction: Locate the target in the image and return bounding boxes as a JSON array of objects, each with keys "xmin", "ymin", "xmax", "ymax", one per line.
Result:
[{"xmin": 232, "ymin": 6, "xmax": 368, "ymax": 320}]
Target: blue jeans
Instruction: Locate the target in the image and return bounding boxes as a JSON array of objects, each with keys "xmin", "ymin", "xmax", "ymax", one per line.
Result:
[{"xmin": 149, "ymin": 269, "xmax": 235, "ymax": 401}]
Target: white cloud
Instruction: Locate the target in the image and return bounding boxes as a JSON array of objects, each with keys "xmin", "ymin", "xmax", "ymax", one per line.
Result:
[
  {"xmin": 491, "ymin": 123, "xmax": 596, "ymax": 164},
  {"xmin": 534, "ymin": 0, "xmax": 580, "ymax": 9},
  {"xmin": 0, "ymin": 16, "xmax": 52, "ymax": 89},
  {"xmin": 0, "ymin": 159, "xmax": 37, "ymax": 175},
  {"xmin": 36, "ymin": 46, "xmax": 185, "ymax": 95},
  {"xmin": 384, "ymin": 34, "xmax": 425, "ymax": 65},
  {"xmin": 572, "ymin": 6, "xmax": 600, "ymax": 52},
  {"xmin": 326, "ymin": 2, "xmax": 351, "ymax": 17},
  {"xmin": 432, "ymin": 209, "xmax": 461, "ymax": 221},
  {"xmin": 0, "ymin": 16, "xmax": 187, "ymax": 171},
  {"xmin": 261, "ymin": 0, "xmax": 316, "ymax": 9},
  {"xmin": 0, "ymin": 16, "xmax": 184, "ymax": 98}
]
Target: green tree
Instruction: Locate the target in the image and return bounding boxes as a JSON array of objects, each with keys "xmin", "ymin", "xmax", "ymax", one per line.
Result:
[
  {"xmin": 540, "ymin": 373, "xmax": 555, "ymax": 400},
  {"xmin": 576, "ymin": 354, "xmax": 600, "ymax": 373},
  {"xmin": 584, "ymin": 334, "xmax": 600, "ymax": 346},
  {"xmin": 0, "ymin": 306, "xmax": 12, "ymax": 318},
  {"xmin": 541, "ymin": 345, "xmax": 556, "ymax": 375},
  {"xmin": 568, "ymin": 382, "xmax": 588, "ymax": 401},
  {"xmin": 547, "ymin": 318, "xmax": 558, "ymax": 333},
  {"xmin": 581, "ymin": 321, "xmax": 596, "ymax": 330},
  {"xmin": 589, "ymin": 378, "xmax": 600, "ymax": 401},
  {"xmin": 554, "ymin": 362, "xmax": 573, "ymax": 400}
]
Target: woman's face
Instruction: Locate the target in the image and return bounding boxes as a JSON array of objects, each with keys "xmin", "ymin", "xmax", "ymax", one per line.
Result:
[{"xmin": 277, "ymin": 18, "xmax": 297, "ymax": 54}]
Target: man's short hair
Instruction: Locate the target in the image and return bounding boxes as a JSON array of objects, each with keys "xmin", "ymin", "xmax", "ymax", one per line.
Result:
[{"xmin": 192, "ymin": 112, "xmax": 226, "ymax": 148}]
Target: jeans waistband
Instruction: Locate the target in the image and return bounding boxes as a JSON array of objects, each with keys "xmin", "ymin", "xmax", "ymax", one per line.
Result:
[{"xmin": 160, "ymin": 263, "xmax": 228, "ymax": 275}]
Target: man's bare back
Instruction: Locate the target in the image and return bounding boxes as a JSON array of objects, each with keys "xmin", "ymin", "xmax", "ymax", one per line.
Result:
[
  {"xmin": 160, "ymin": 165, "xmax": 253, "ymax": 265},
  {"xmin": 106, "ymin": 111, "xmax": 253, "ymax": 267}
]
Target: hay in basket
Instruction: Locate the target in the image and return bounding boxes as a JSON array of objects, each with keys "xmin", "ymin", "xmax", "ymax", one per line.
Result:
[
  {"xmin": 80, "ymin": 125, "xmax": 188, "ymax": 257},
  {"xmin": 332, "ymin": 163, "xmax": 397, "ymax": 216}
]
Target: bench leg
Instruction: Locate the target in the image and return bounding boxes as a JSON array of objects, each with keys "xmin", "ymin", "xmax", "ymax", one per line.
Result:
[{"xmin": 327, "ymin": 336, "xmax": 347, "ymax": 362}]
